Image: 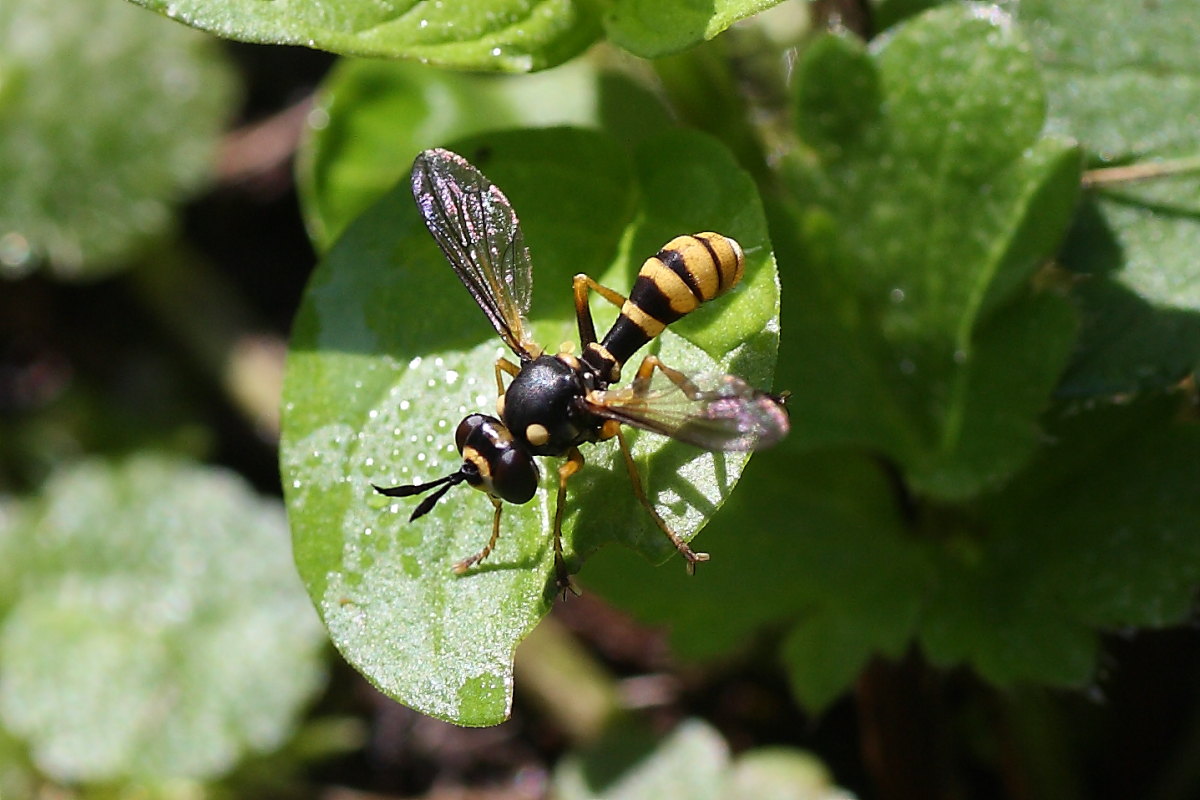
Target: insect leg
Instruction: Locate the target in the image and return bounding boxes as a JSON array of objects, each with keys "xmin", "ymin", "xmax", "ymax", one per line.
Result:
[
  {"xmin": 552, "ymin": 447, "xmax": 585, "ymax": 594},
  {"xmin": 494, "ymin": 356, "xmax": 521, "ymax": 417},
  {"xmin": 572, "ymin": 274, "xmax": 628, "ymax": 346},
  {"xmin": 494, "ymin": 356, "xmax": 521, "ymax": 394},
  {"xmin": 453, "ymin": 495, "xmax": 504, "ymax": 574},
  {"xmin": 615, "ymin": 426, "xmax": 710, "ymax": 573},
  {"xmin": 630, "ymin": 354, "xmax": 701, "ymax": 398}
]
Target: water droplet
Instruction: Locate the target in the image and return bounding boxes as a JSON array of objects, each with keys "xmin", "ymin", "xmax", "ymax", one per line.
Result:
[
  {"xmin": 307, "ymin": 107, "xmax": 330, "ymax": 130},
  {"xmin": 445, "ymin": 369, "xmax": 459, "ymax": 384},
  {"xmin": 890, "ymin": 287, "xmax": 906, "ymax": 303},
  {"xmin": 409, "ymin": 356, "xmax": 423, "ymax": 369},
  {"xmin": 491, "ymin": 46, "xmax": 502, "ymax": 57},
  {"xmin": 399, "ymin": 400, "xmax": 411, "ymax": 411},
  {"xmin": 0, "ymin": 232, "xmax": 35, "ymax": 277}
]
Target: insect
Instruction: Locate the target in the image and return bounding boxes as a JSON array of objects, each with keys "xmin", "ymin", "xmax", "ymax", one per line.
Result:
[{"xmin": 374, "ymin": 148, "xmax": 789, "ymax": 591}]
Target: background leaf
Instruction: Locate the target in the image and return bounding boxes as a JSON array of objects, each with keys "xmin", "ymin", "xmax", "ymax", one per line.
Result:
[
  {"xmin": 127, "ymin": 0, "xmax": 602, "ymax": 73},
  {"xmin": 0, "ymin": 0, "xmax": 235, "ymax": 278},
  {"xmin": 298, "ymin": 57, "xmax": 673, "ymax": 251},
  {"xmin": 603, "ymin": 0, "xmax": 786, "ymax": 58},
  {"xmin": 1014, "ymin": 0, "xmax": 1200, "ymax": 395},
  {"xmin": 0, "ymin": 456, "xmax": 326, "ymax": 782},
  {"xmin": 282, "ymin": 127, "xmax": 780, "ymax": 725},
  {"xmin": 779, "ymin": 7, "xmax": 1080, "ymax": 499}
]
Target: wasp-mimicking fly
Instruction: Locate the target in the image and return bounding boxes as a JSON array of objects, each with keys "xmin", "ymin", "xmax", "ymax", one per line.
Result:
[{"xmin": 374, "ymin": 148, "xmax": 789, "ymax": 590}]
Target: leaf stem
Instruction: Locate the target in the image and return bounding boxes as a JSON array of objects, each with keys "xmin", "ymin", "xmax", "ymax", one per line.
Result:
[
  {"xmin": 514, "ymin": 616, "xmax": 622, "ymax": 744},
  {"xmin": 1082, "ymin": 155, "xmax": 1200, "ymax": 188}
]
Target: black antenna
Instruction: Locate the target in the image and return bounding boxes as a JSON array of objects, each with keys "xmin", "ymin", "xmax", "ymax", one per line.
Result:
[{"xmin": 373, "ymin": 471, "xmax": 467, "ymax": 521}]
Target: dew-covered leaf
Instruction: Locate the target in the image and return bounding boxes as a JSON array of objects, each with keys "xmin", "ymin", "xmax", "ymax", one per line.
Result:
[
  {"xmin": 0, "ymin": 0, "xmax": 234, "ymax": 278},
  {"xmin": 128, "ymin": 0, "xmax": 602, "ymax": 73},
  {"xmin": 281, "ymin": 127, "xmax": 779, "ymax": 724},
  {"xmin": 298, "ymin": 57, "xmax": 671, "ymax": 251},
  {"xmin": 779, "ymin": 6, "xmax": 1080, "ymax": 499},
  {"xmin": 0, "ymin": 456, "xmax": 326, "ymax": 782}
]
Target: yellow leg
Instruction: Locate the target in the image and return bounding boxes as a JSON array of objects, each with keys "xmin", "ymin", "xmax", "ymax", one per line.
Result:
[
  {"xmin": 572, "ymin": 273, "xmax": 628, "ymax": 346},
  {"xmin": 494, "ymin": 356, "xmax": 521, "ymax": 395},
  {"xmin": 616, "ymin": 427, "xmax": 710, "ymax": 573},
  {"xmin": 494, "ymin": 356, "xmax": 522, "ymax": 417},
  {"xmin": 630, "ymin": 354, "xmax": 701, "ymax": 398},
  {"xmin": 453, "ymin": 495, "xmax": 504, "ymax": 574},
  {"xmin": 552, "ymin": 447, "xmax": 586, "ymax": 594}
]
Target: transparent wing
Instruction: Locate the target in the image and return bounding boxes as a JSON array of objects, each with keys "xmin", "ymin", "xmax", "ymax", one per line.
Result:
[
  {"xmin": 585, "ymin": 372, "xmax": 790, "ymax": 452},
  {"xmin": 411, "ymin": 148, "xmax": 537, "ymax": 359}
]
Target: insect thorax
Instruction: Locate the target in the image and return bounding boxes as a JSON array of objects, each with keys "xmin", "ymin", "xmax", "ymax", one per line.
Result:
[{"xmin": 503, "ymin": 354, "xmax": 601, "ymax": 456}]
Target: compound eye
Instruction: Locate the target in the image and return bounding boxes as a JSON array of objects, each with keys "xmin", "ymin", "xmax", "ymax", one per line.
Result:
[
  {"xmin": 490, "ymin": 448, "xmax": 539, "ymax": 505},
  {"xmin": 455, "ymin": 413, "xmax": 490, "ymax": 453}
]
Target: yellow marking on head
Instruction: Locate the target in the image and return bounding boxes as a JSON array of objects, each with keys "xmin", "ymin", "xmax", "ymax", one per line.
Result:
[
  {"xmin": 525, "ymin": 423, "xmax": 550, "ymax": 447},
  {"xmin": 620, "ymin": 302, "xmax": 667, "ymax": 338},
  {"xmin": 558, "ymin": 340, "xmax": 576, "ymax": 355},
  {"xmin": 463, "ymin": 446, "xmax": 491, "ymax": 481},
  {"xmin": 557, "ymin": 352, "xmax": 582, "ymax": 372},
  {"xmin": 641, "ymin": 258, "xmax": 702, "ymax": 314}
]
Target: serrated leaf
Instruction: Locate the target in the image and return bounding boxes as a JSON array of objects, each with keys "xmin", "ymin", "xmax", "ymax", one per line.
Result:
[
  {"xmin": 1016, "ymin": 0, "xmax": 1200, "ymax": 395},
  {"xmin": 603, "ymin": 0, "xmax": 785, "ymax": 58},
  {"xmin": 0, "ymin": 456, "xmax": 326, "ymax": 783},
  {"xmin": 0, "ymin": 0, "xmax": 234, "ymax": 278},
  {"xmin": 779, "ymin": 7, "xmax": 1081, "ymax": 499},
  {"xmin": 128, "ymin": 0, "xmax": 601, "ymax": 73},
  {"xmin": 281, "ymin": 127, "xmax": 780, "ymax": 724},
  {"xmin": 298, "ymin": 57, "xmax": 670, "ymax": 250}
]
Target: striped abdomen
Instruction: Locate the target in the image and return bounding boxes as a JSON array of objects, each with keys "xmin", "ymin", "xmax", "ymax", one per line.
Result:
[{"xmin": 597, "ymin": 232, "xmax": 744, "ymax": 368}]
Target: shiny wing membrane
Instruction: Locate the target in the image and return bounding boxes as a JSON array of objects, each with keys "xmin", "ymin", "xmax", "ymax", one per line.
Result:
[
  {"xmin": 585, "ymin": 372, "xmax": 790, "ymax": 452},
  {"xmin": 411, "ymin": 148, "xmax": 537, "ymax": 359}
]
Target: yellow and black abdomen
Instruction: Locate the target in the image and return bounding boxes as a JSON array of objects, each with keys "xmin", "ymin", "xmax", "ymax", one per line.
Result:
[{"xmin": 599, "ymin": 232, "xmax": 745, "ymax": 366}]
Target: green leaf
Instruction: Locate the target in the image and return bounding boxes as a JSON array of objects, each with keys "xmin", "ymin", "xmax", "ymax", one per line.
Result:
[
  {"xmin": 0, "ymin": 456, "xmax": 326, "ymax": 783},
  {"xmin": 282, "ymin": 127, "xmax": 779, "ymax": 725},
  {"xmin": 1015, "ymin": 0, "xmax": 1200, "ymax": 395},
  {"xmin": 0, "ymin": 0, "xmax": 235, "ymax": 278},
  {"xmin": 555, "ymin": 720, "xmax": 854, "ymax": 800},
  {"xmin": 603, "ymin": 0, "xmax": 786, "ymax": 58},
  {"xmin": 921, "ymin": 395, "xmax": 1200, "ymax": 686},
  {"xmin": 722, "ymin": 747, "xmax": 852, "ymax": 800},
  {"xmin": 127, "ymin": 0, "xmax": 602, "ymax": 73},
  {"xmin": 554, "ymin": 719, "xmax": 729, "ymax": 800},
  {"xmin": 298, "ymin": 57, "xmax": 671, "ymax": 250},
  {"xmin": 583, "ymin": 447, "xmax": 925, "ymax": 713},
  {"xmin": 780, "ymin": 7, "xmax": 1081, "ymax": 499}
]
